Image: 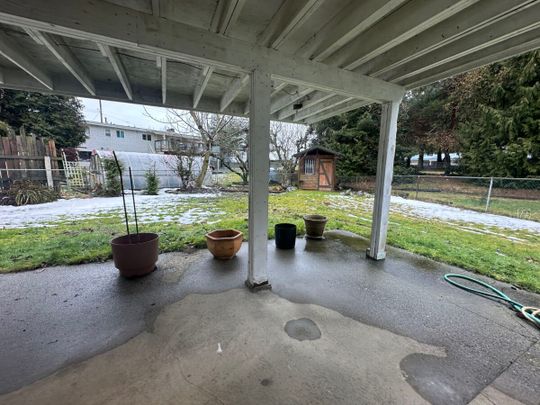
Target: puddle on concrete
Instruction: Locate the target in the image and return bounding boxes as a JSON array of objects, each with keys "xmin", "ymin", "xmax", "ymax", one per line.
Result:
[
  {"xmin": 324, "ymin": 230, "xmax": 370, "ymax": 252},
  {"xmin": 284, "ymin": 318, "xmax": 321, "ymax": 341}
]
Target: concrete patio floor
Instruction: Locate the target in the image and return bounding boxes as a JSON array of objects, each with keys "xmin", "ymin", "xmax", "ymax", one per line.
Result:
[{"xmin": 0, "ymin": 231, "xmax": 538, "ymax": 404}]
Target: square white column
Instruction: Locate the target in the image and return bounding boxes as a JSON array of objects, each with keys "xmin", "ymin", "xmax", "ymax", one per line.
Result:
[
  {"xmin": 246, "ymin": 69, "xmax": 271, "ymax": 289},
  {"xmin": 367, "ymin": 100, "xmax": 401, "ymax": 260}
]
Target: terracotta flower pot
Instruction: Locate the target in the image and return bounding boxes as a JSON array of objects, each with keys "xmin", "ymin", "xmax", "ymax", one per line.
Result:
[
  {"xmin": 111, "ymin": 233, "xmax": 159, "ymax": 278},
  {"xmin": 205, "ymin": 229, "xmax": 243, "ymax": 259},
  {"xmin": 303, "ymin": 215, "xmax": 328, "ymax": 239}
]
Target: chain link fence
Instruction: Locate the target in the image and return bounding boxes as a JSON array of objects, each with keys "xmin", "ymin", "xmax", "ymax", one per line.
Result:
[
  {"xmin": 0, "ymin": 166, "xmax": 243, "ymax": 192},
  {"xmin": 3, "ymin": 164, "xmax": 538, "ymax": 223},
  {"xmin": 340, "ymin": 175, "xmax": 540, "ymax": 222}
]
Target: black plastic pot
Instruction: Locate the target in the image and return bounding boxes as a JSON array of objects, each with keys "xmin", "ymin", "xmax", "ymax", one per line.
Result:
[{"xmin": 275, "ymin": 223, "xmax": 297, "ymax": 249}]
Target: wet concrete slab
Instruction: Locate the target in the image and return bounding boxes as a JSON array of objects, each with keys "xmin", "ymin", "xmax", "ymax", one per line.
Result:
[
  {"xmin": 0, "ymin": 231, "xmax": 538, "ymax": 404},
  {"xmin": 1, "ymin": 289, "xmax": 445, "ymax": 405}
]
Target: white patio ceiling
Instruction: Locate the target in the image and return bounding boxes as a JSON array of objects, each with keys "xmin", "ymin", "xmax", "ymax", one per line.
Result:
[{"xmin": 0, "ymin": 0, "xmax": 538, "ymax": 124}]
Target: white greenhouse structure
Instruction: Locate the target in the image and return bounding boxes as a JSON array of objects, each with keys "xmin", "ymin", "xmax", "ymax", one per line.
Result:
[{"xmin": 91, "ymin": 150, "xmax": 206, "ymax": 190}]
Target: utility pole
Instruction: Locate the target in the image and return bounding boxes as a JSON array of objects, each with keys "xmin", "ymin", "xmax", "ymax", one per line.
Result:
[{"xmin": 99, "ymin": 99, "xmax": 103, "ymax": 123}]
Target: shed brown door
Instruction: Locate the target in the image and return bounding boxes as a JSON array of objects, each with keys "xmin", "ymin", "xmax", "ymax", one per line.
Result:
[{"xmin": 319, "ymin": 159, "xmax": 333, "ymax": 189}]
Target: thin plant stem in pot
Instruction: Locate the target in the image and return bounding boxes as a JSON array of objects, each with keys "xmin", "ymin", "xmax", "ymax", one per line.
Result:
[
  {"xmin": 128, "ymin": 167, "xmax": 140, "ymax": 238},
  {"xmin": 112, "ymin": 151, "xmax": 130, "ymax": 236}
]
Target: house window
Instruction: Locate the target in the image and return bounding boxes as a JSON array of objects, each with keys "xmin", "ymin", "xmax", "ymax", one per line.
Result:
[
  {"xmin": 116, "ymin": 130, "xmax": 124, "ymax": 138},
  {"xmin": 304, "ymin": 158, "xmax": 315, "ymax": 175},
  {"xmin": 105, "ymin": 129, "xmax": 111, "ymax": 137},
  {"xmin": 78, "ymin": 151, "xmax": 92, "ymax": 160},
  {"xmin": 142, "ymin": 134, "xmax": 152, "ymax": 141}
]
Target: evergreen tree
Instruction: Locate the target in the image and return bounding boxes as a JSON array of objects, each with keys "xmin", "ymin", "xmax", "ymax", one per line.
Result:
[
  {"xmin": 145, "ymin": 168, "xmax": 159, "ymax": 195},
  {"xmin": 312, "ymin": 104, "xmax": 416, "ymax": 176},
  {"xmin": 0, "ymin": 89, "xmax": 87, "ymax": 147},
  {"xmin": 102, "ymin": 158, "xmax": 122, "ymax": 197},
  {"xmin": 312, "ymin": 104, "xmax": 381, "ymax": 177},
  {"xmin": 400, "ymin": 79, "xmax": 460, "ymax": 173},
  {"xmin": 457, "ymin": 51, "xmax": 539, "ymax": 177}
]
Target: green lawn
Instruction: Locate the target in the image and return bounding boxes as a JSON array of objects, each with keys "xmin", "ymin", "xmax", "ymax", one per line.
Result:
[{"xmin": 1, "ymin": 190, "xmax": 539, "ymax": 293}]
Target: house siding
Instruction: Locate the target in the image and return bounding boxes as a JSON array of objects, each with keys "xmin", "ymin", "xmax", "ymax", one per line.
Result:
[{"xmin": 80, "ymin": 124, "xmax": 160, "ymax": 154}]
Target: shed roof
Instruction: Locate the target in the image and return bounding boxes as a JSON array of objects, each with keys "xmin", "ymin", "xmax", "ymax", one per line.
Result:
[
  {"xmin": 294, "ymin": 146, "xmax": 339, "ymax": 157},
  {"xmin": 0, "ymin": 0, "xmax": 537, "ymax": 124}
]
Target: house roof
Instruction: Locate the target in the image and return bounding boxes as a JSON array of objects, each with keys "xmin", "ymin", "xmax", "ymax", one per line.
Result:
[
  {"xmin": 294, "ymin": 146, "xmax": 340, "ymax": 158},
  {"xmin": 85, "ymin": 120, "xmax": 200, "ymax": 140},
  {"xmin": 0, "ymin": 1, "xmax": 537, "ymax": 124}
]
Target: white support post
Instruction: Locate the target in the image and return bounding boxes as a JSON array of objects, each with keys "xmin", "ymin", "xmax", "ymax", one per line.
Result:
[
  {"xmin": 485, "ymin": 177, "xmax": 494, "ymax": 212},
  {"xmin": 160, "ymin": 56, "xmax": 167, "ymax": 104},
  {"xmin": 367, "ymin": 100, "xmax": 401, "ymax": 260},
  {"xmin": 44, "ymin": 155, "xmax": 53, "ymax": 188},
  {"xmin": 246, "ymin": 69, "xmax": 271, "ymax": 290}
]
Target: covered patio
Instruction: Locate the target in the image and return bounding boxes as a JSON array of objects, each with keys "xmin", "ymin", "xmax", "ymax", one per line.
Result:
[
  {"xmin": 0, "ymin": 0, "xmax": 538, "ymax": 287},
  {"xmin": 0, "ymin": 0, "xmax": 539, "ymax": 403},
  {"xmin": 0, "ymin": 233, "xmax": 539, "ymax": 404}
]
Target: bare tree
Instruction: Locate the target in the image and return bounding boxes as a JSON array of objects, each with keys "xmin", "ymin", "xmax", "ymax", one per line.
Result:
[
  {"xmin": 145, "ymin": 107, "xmax": 311, "ymax": 188},
  {"xmin": 214, "ymin": 122, "xmax": 250, "ymax": 184},
  {"xmin": 269, "ymin": 122, "xmax": 313, "ymax": 185},
  {"xmin": 162, "ymin": 143, "xmax": 201, "ymax": 190},
  {"xmin": 145, "ymin": 108, "xmax": 236, "ymax": 187},
  {"xmin": 214, "ymin": 120, "xmax": 311, "ymax": 186}
]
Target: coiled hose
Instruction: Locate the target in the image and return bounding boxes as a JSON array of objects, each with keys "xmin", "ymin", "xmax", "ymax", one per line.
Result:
[{"xmin": 444, "ymin": 274, "xmax": 540, "ymax": 328}]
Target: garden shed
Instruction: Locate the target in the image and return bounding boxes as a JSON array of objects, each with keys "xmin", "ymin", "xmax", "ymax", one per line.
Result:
[{"xmin": 295, "ymin": 146, "xmax": 338, "ymax": 191}]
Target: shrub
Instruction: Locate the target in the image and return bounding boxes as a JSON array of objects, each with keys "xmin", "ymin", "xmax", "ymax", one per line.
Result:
[
  {"xmin": 0, "ymin": 120, "xmax": 13, "ymax": 137},
  {"xmin": 102, "ymin": 158, "xmax": 122, "ymax": 196},
  {"xmin": 145, "ymin": 168, "xmax": 159, "ymax": 195},
  {"xmin": 393, "ymin": 165, "xmax": 418, "ymax": 176},
  {"xmin": 1, "ymin": 180, "xmax": 58, "ymax": 206}
]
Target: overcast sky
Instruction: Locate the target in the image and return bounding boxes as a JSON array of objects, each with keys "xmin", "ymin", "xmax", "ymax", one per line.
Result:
[
  {"xmin": 79, "ymin": 97, "xmax": 174, "ymax": 131},
  {"xmin": 79, "ymin": 97, "xmax": 308, "ymax": 135}
]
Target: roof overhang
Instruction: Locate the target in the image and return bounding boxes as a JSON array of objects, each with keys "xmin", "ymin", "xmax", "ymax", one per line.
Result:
[{"xmin": 0, "ymin": 0, "xmax": 537, "ymax": 124}]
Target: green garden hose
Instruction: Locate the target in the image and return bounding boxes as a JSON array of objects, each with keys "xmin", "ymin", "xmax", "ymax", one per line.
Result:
[{"xmin": 444, "ymin": 274, "xmax": 540, "ymax": 328}]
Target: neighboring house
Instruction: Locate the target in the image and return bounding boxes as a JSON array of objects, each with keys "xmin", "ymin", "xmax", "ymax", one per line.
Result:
[
  {"xmin": 79, "ymin": 121, "xmax": 203, "ymax": 156},
  {"xmin": 74, "ymin": 122, "xmax": 207, "ymax": 189},
  {"xmin": 218, "ymin": 148, "xmax": 282, "ymax": 174},
  {"xmin": 268, "ymin": 150, "xmax": 286, "ymax": 170},
  {"xmin": 410, "ymin": 153, "xmax": 460, "ymax": 168}
]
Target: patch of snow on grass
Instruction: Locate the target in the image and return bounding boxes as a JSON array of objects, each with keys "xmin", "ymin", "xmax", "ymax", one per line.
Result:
[
  {"xmin": 0, "ymin": 189, "xmax": 221, "ymax": 228},
  {"xmin": 390, "ymin": 196, "xmax": 540, "ymax": 233},
  {"xmin": 326, "ymin": 193, "xmax": 540, "ymax": 234}
]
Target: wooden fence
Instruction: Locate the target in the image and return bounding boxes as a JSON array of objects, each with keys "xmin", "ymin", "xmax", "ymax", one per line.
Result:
[{"xmin": 0, "ymin": 131, "xmax": 63, "ymax": 189}]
